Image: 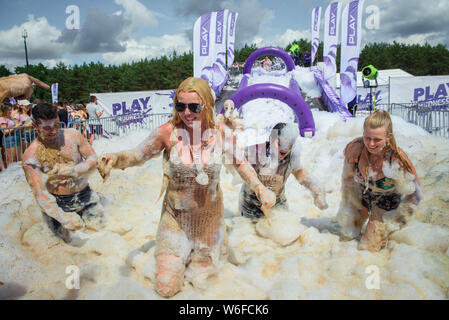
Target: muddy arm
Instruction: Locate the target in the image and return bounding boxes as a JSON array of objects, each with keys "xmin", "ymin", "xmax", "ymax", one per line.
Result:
[
  {"xmin": 97, "ymin": 126, "xmax": 165, "ymax": 181},
  {"xmin": 219, "ymin": 123, "xmax": 276, "ymax": 207},
  {"xmin": 293, "ymin": 168, "xmax": 328, "ymax": 209}
]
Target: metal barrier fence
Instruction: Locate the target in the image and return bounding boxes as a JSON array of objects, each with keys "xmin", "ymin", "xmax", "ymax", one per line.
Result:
[
  {"xmin": 353, "ymin": 103, "xmax": 449, "ymax": 138},
  {"xmin": 0, "ymin": 112, "xmax": 173, "ymax": 171},
  {"xmin": 0, "ymin": 124, "xmax": 36, "ymax": 169},
  {"xmin": 90, "ymin": 112, "xmax": 173, "ymax": 137}
]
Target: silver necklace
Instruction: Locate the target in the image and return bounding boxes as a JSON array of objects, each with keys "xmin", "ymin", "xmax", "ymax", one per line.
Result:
[{"xmin": 190, "ymin": 144, "xmax": 209, "ymax": 185}]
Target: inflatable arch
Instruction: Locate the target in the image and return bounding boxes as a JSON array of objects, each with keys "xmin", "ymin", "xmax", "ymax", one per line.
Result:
[
  {"xmin": 243, "ymin": 46, "xmax": 296, "ymax": 74},
  {"xmin": 229, "ymin": 83, "xmax": 315, "ymax": 137}
]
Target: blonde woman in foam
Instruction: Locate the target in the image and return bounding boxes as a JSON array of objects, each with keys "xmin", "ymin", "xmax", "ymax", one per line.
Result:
[
  {"xmin": 337, "ymin": 110, "xmax": 423, "ymax": 252},
  {"xmin": 97, "ymin": 77, "xmax": 276, "ymax": 298}
]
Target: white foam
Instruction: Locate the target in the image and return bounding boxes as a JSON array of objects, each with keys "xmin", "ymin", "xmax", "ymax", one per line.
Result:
[{"xmin": 1, "ymin": 70, "xmax": 448, "ymax": 300}]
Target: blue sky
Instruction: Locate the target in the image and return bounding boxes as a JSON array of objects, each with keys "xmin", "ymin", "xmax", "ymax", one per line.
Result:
[{"xmin": 1, "ymin": 0, "xmax": 448, "ymax": 71}]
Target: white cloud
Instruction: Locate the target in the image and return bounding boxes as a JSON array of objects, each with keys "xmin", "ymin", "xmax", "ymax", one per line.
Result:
[
  {"xmin": 331, "ymin": 0, "xmax": 449, "ymax": 46},
  {"xmin": 275, "ymin": 29, "xmax": 311, "ymax": 48},
  {"xmin": 0, "ymin": 15, "xmax": 66, "ymax": 60},
  {"xmin": 114, "ymin": 0, "xmax": 158, "ymax": 31},
  {"xmin": 102, "ymin": 34, "xmax": 191, "ymax": 65},
  {"xmin": 248, "ymin": 29, "xmax": 311, "ymax": 49}
]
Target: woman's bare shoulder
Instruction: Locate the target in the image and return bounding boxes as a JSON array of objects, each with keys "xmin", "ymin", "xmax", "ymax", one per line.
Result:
[{"xmin": 344, "ymin": 137, "xmax": 364, "ymax": 162}]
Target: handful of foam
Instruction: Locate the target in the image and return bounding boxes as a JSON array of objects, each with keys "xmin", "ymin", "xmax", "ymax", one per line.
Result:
[
  {"xmin": 382, "ymin": 161, "xmax": 416, "ymax": 195},
  {"xmin": 256, "ymin": 208, "xmax": 306, "ymax": 246}
]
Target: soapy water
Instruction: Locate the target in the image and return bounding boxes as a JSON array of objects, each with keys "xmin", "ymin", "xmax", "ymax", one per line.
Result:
[
  {"xmin": 1, "ymin": 110, "xmax": 448, "ymax": 300},
  {"xmin": 1, "ymin": 68, "xmax": 448, "ymax": 300}
]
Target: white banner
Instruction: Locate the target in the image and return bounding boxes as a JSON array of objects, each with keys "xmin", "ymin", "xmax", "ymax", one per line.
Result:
[
  {"xmin": 209, "ymin": 9, "xmax": 229, "ymax": 96},
  {"xmin": 51, "ymin": 83, "xmax": 58, "ymax": 103},
  {"xmin": 323, "ymin": 1, "xmax": 341, "ymax": 81},
  {"xmin": 214, "ymin": 9, "xmax": 229, "ymax": 68},
  {"xmin": 193, "ymin": 12, "xmax": 217, "ymax": 79},
  {"xmin": 311, "ymin": 6, "xmax": 322, "ymax": 65},
  {"xmin": 340, "ymin": 0, "xmax": 364, "ymax": 105},
  {"xmin": 356, "ymin": 85, "xmax": 389, "ymax": 108},
  {"xmin": 91, "ymin": 89, "xmax": 175, "ymax": 117},
  {"xmin": 227, "ymin": 11, "xmax": 238, "ymax": 68},
  {"xmin": 390, "ymin": 75, "xmax": 449, "ymax": 107}
]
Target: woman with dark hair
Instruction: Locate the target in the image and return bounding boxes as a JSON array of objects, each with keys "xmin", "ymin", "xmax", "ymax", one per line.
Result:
[
  {"xmin": 240, "ymin": 122, "xmax": 328, "ymax": 219},
  {"xmin": 0, "ymin": 103, "xmax": 20, "ymax": 165}
]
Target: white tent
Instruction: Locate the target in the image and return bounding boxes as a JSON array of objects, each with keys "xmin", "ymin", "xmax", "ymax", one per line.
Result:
[{"xmin": 335, "ymin": 68, "xmax": 414, "ymax": 88}]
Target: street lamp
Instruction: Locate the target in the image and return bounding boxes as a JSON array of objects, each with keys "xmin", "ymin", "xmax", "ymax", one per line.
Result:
[{"xmin": 22, "ymin": 29, "xmax": 29, "ymax": 73}]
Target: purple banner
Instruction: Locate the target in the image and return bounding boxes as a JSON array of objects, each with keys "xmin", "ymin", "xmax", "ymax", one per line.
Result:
[
  {"xmin": 347, "ymin": 1, "xmax": 358, "ymax": 46},
  {"xmin": 314, "ymin": 7, "xmax": 319, "ymax": 31},
  {"xmin": 229, "ymin": 12, "xmax": 236, "ymax": 37},
  {"xmin": 200, "ymin": 13, "xmax": 211, "ymax": 56},
  {"xmin": 329, "ymin": 2, "xmax": 338, "ymax": 36},
  {"xmin": 216, "ymin": 10, "xmax": 224, "ymax": 44},
  {"xmin": 51, "ymin": 83, "xmax": 58, "ymax": 103}
]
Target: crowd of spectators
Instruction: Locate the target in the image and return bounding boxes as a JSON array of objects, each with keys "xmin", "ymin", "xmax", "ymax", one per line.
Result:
[{"xmin": 0, "ymin": 98, "xmax": 92, "ymax": 172}]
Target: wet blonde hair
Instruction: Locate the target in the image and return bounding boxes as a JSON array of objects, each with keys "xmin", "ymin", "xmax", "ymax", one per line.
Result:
[
  {"xmin": 171, "ymin": 77, "xmax": 215, "ymax": 129},
  {"xmin": 363, "ymin": 110, "xmax": 412, "ymax": 172}
]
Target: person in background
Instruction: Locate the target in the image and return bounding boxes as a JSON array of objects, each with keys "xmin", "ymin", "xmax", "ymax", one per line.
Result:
[
  {"xmin": 57, "ymin": 101, "xmax": 69, "ymax": 128},
  {"xmin": 263, "ymin": 56, "xmax": 272, "ymax": 71},
  {"xmin": 22, "ymin": 102, "xmax": 105, "ymax": 243},
  {"xmin": 303, "ymin": 50, "xmax": 312, "ymax": 67},
  {"xmin": 0, "ymin": 103, "xmax": 20, "ymax": 165},
  {"xmin": 11, "ymin": 104, "xmax": 20, "ymax": 119},
  {"xmin": 86, "ymin": 96, "xmax": 104, "ymax": 144},
  {"xmin": 15, "ymin": 103, "xmax": 34, "ymax": 157},
  {"xmin": 64, "ymin": 101, "xmax": 75, "ymax": 128},
  {"xmin": 75, "ymin": 104, "xmax": 88, "ymax": 138},
  {"xmin": 289, "ymin": 44, "xmax": 302, "ymax": 66},
  {"xmin": 18, "ymin": 99, "xmax": 33, "ymax": 117},
  {"xmin": 337, "ymin": 110, "xmax": 423, "ymax": 252}
]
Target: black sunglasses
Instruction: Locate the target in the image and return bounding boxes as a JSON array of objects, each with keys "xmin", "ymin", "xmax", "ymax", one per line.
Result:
[{"xmin": 175, "ymin": 102, "xmax": 203, "ymax": 114}]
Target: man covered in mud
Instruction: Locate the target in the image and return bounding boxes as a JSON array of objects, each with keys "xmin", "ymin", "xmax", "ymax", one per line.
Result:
[
  {"xmin": 22, "ymin": 102, "xmax": 105, "ymax": 243},
  {"xmin": 240, "ymin": 122, "xmax": 329, "ymax": 219}
]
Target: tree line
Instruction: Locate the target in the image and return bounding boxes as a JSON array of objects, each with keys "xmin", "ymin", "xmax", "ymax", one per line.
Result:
[{"xmin": 1, "ymin": 40, "xmax": 449, "ymax": 103}]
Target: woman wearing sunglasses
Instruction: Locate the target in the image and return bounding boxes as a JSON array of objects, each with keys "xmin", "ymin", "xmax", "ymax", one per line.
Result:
[{"xmin": 97, "ymin": 77, "xmax": 276, "ymax": 298}]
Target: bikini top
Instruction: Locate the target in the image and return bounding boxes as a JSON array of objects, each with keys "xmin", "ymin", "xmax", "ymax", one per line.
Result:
[{"xmin": 354, "ymin": 148, "xmax": 396, "ymax": 191}]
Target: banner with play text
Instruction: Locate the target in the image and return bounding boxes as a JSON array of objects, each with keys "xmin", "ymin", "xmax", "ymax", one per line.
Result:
[
  {"xmin": 51, "ymin": 83, "xmax": 58, "ymax": 104},
  {"xmin": 323, "ymin": 1, "xmax": 341, "ymax": 81},
  {"xmin": 311, "ymin": 6, "xmax": 322, "ymax": 66},
  {"xmin": 193, "ymin": 12, "xmax": 217, "ymax": 80},
  {"xmin": 339, "ymin": 0, "xmax": 364, "ymax": 106},
  {"xmin": 390, "ymin": 75, "xmax": 449, "ymax": 108},
  {"xmin": 91, "ymin": 89, "xmax": 176, "ymax": 117},
  {"xmin": 227, "ymin": 11, "xmax": 238, "ymax": 69}
]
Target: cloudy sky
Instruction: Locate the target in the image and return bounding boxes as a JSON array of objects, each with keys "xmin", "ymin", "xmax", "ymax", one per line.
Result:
[{"xmin": 1, "ymin": 0, "xmax": 448, "ymax": 71}]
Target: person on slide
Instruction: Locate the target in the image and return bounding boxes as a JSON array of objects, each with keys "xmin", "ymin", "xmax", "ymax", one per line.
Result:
[
  {"xmin": 240, "ymin": 122, "xmax": 328, "ymax": 220},
  {"xmin": 337, "ymin": 110, "xmax": 423, "ymax": 252},
  {"xmin": 97, "ymin": 77, "xmax": 276, "ymax": 298},
  {"xmin": 22, "ymin": 103, "xmax": 105, "ymax": 243}
]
